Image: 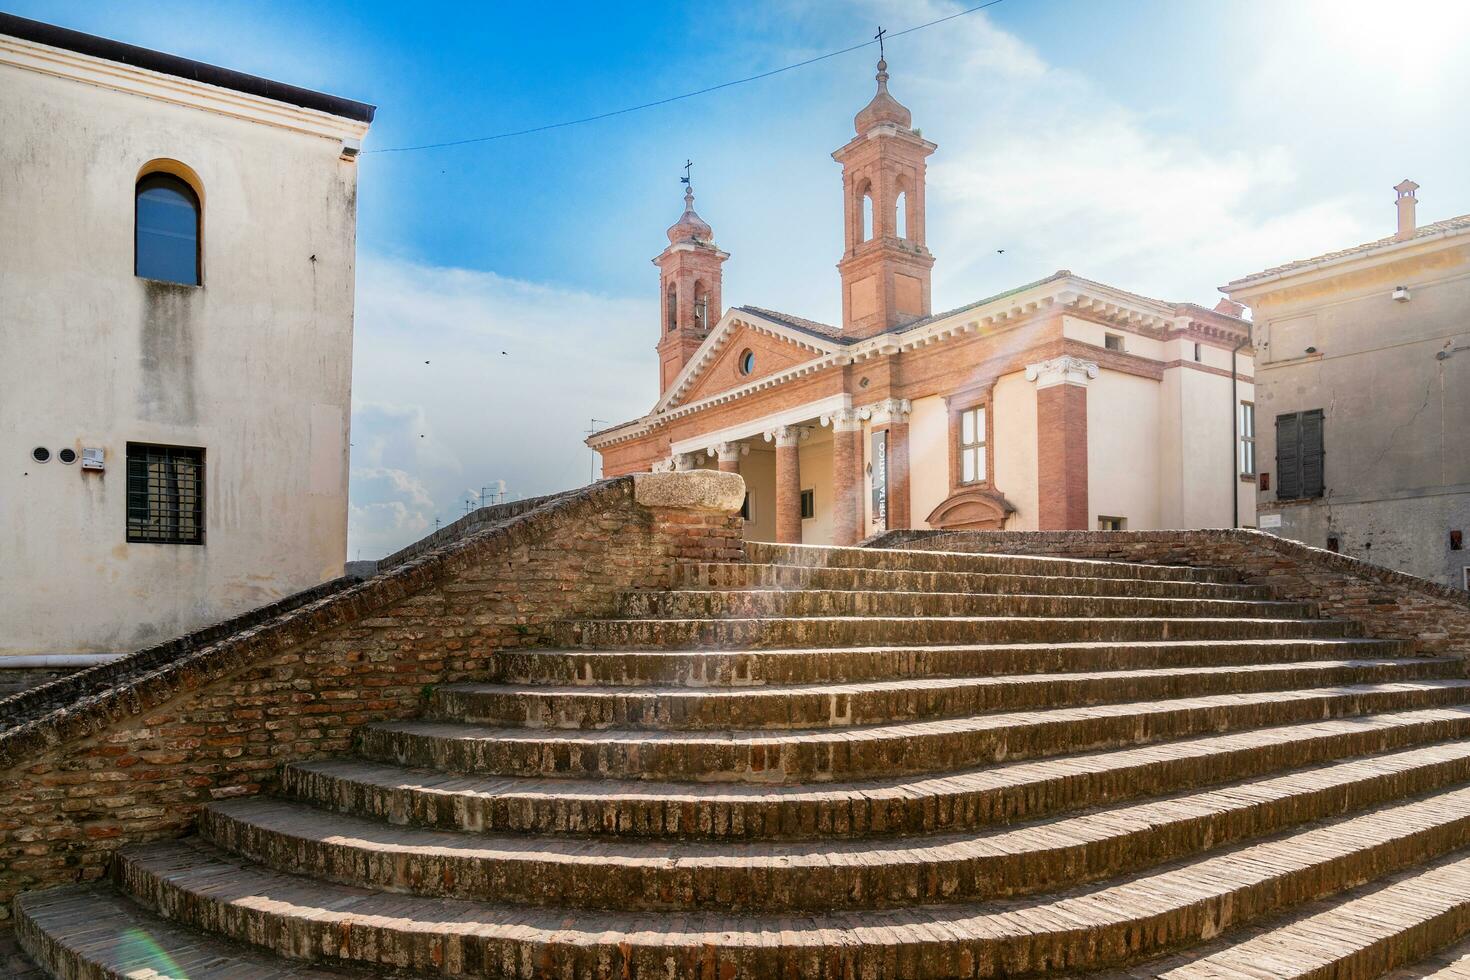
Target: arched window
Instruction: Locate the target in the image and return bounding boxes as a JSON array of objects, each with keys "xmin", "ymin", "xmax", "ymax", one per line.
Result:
[
  {"xmin": 136, "ymin": 173, "xmax": 200, "ymax": 285},
  {"xmin": 666, "ymin": 282, "xmax": 678, "ymax": 332},
  {"xmin": 895, "ymin": 190, "xmax": 908, "ymax": 240},
  {"xmin": 693, "ymin": 280, "xmax": 709, "ymax": 332}
]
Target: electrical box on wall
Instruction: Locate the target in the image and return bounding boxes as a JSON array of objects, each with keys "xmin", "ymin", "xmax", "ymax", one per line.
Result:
[{"xmin": 80, "ymin": 448, "xmax": 104, "ymax": 471}]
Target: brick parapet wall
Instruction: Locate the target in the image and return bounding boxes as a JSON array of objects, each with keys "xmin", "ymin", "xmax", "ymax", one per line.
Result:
[
  {"xmin": 0, "ymin": 475, "xmax": 744, "ymax": 917},
  {"xmin": 870, "ymin": 528, "xmax": 1470, "ymax": 655},
  {"xmin": 376, "ymin": 488, "xmax": 576, "ymax": 571}
]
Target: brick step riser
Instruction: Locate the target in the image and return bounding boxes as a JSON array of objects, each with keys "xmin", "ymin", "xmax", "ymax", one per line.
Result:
[
  {"xmin": 200, "ymin": 756, "xmax": 1470, "ymax": 914},
  {"xmin": 427, "ymin": 661, "xmax": 1459, "ymax": 732},
  {"xmin": 750, "ymin": 541, "xmax": 1239, "ymax": 583},
  {"xmin": 356, "ymin": 686, "xmax": 1470, "ymax": 783},
  {"xmin": 677, "ymin": 563, "xmax": 1274, "ymax": 600},
  {"xmin": 285, "ymin": 716, "xmax": 1470, "ymax": 842},
  {"xmin": 554, "ymin": 617, "xmax": 1361, "ymax": 651},
  {"xmin": 110, "ymin": 812, "xmax": 1470, "ymax": 978},
  {"xmin": 618, "ymin": 591, "xmax": 1315, "ymax": 621},
  {"xmin": 485, "ymin": 640, "xmax": 1418, "ymax": 687}
]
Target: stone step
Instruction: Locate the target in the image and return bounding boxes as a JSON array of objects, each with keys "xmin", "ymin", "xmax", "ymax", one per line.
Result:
[
  {"xmin": 427, "ymin": 658, "xmax": 1459, "ymax": 731},
  {"xmin": 13, "ymin": 882, "xmax": 365, "ymax": 978},
  {"xmin": 678, "ymin": 561, "xmax": 1275, "ymax": 600},
  {"xmin": 109, "ymin": 784, "xmax": 1470, "ymax": 976},
  {"xmin": 1122, "ymin": 847, "xmax": 1470, "ymax": 979},
  {"xmin": 618, "ymin": 588, "xmax": 1314, "ymax": 621},
  {"xmin": 356, "ymin": 681, "xmax": 1470, "ymax": 783},
  {"xmin": 201, "ymin": 741, "xmax": 1470, "ymax": 913},
  {"xmin": 485, "ymin": 637, "xmax": 1416, "ymax": 687},
  {"xmin": 750, "ymin": 540, "xmax": 1240, "ymax": 583},
  {"xmin": 554, "ymin": 614, "xmax": 1361, "ymax": 650},
  {"xmin": 1392, "ymin": 932, "xmax": 1470, "ymax": 977},
  {"xmin": 285, "ymin": 709, "xmax": 1470, "ymax": 841}
]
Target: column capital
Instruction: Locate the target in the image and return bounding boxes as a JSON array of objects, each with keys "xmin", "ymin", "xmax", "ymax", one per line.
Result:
[
  {"xmin": 764, "ymin": 425, "xmax": 806, "ymax": 448},
  {"xmin": 1025, "ymin": 355, "xmax": 1099, "ymax": 390},
  {"xmin": 820, "ymin": 408, "xmax": 864, "ymax": 433},
  {"xmin": 862, "ymin": 397, "xmax": 912, "ymax": 427},
  {"xmin": 672, "ymin": 452, "xmax": 697, "ymax": 472},
  {"xmin": 707, "ymin": 441, "xmax": 748, "ymax": 463}
]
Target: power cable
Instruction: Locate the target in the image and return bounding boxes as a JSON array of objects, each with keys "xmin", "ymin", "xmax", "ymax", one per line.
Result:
[{"xmin": 365, "ymin": 0, "xmax": 1008, "ymax": 154}]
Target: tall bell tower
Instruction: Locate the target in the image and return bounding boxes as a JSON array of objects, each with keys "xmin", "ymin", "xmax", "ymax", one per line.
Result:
[
  {"xmin": 833, "ymin": 56, "xmax": 936, "ymax": 339},
  {"xmin": 653, "ymin": 179, "xmax": 728, "ymax": 396}
]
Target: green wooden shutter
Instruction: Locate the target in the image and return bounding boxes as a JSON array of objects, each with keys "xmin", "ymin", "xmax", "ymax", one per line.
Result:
[
  {"xmin": 1276, "ymin": 413, "xmax": 1301, "ymax": 499},
  {"xmin": 1300, "ymin": 409, "xmax": 1325, "ymax": 498}
]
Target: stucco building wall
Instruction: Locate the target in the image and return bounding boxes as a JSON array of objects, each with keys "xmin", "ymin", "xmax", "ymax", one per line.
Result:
[{"xmin": 0, "ymin": 30, "xmax": 369, "ymax": 655}]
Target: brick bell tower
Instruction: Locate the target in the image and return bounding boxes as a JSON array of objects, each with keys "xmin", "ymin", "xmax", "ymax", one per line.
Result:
[
  {"xmin": 833, "ymin": 56, "xmax": 936, "ymax": 339},
  {"xmin": 654, "ymin": 180, "xmax": 728, "ymax": 396}
]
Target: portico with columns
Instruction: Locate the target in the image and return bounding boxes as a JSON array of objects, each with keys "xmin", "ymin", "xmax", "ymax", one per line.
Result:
[{"xmin": 589, "ymin": 56, "xmax": 1255, "ymax": 543}]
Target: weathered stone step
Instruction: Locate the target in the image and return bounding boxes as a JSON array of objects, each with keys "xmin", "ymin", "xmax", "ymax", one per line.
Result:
[
  {"xmin": 751, "ymin": 540, "xmax": 1240, "ymax": 583},
  {"xmin": 618, "ymin": 588, "xmax": 1314, "ymax": 621},
  {"xmin": 554, "ymin": 615, "xmax": 1360, "ymax": 650},
  {"xmin": 428, "ymin": 658, "xmax": 1458, "ymax": 731},
  {"xmin": 201, "ymin": 741, "xmax": 1470, "ymax": 913},
  {"xmin": 1121, "ymin": 847, "xmax": 1470, "ymax": 979},
  {"xmin": 110, "ymin": 784, "xmax": 1470, "ymax": 976},
  {"xmin": 356, "ymin": 681, "xmax": 1470, "ymax": 783},
  {"xmin": 678, "ymin": 561, "xmax": 1275, "ymax": 600},
  {"xmin": 486, "ymin": 637, "xmax": 1416, "ymax": 687},
  {"xmin": 13, "ymin": 882, "xmax": 365, "ymax": 978},
  {"xmin": 1392, "ymin": 931, "xmax": 1470, "ymax": 977},
  {"xmin": 286, "ymin": 709, "xmax": 1470, "ymax": 841}
]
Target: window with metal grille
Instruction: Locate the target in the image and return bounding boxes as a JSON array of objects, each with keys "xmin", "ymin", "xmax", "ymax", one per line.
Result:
[
  {"xmin": 800, "ymin": 489, "xmax": 815, "ymax": 520},
  {"xmin": 126, "ymin": 443, "xmax": 205, "ymax": 544},
  {"xmin": 1275, "ymin": 409, "xmax": 1324, "ymax": 499}
]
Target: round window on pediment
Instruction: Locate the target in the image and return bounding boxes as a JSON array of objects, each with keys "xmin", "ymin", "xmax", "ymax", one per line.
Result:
[{"xmin": 738, "ymin": 349, "xmax": 755, "ymax": 376}]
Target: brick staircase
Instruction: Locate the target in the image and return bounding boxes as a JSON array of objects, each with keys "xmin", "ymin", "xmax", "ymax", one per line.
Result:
[{"xmin": 16, "ymin": 540, "xmax": 1470, "ymax": 977}]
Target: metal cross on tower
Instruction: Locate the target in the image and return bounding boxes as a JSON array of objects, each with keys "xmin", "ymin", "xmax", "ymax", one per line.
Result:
[
  {"xmin": 874, "ymin": 26, "xmax": 886, "ymax": 60},
  {"xmin": 681, "ymin": 159, "xmax": 693, "ymax": 186}
]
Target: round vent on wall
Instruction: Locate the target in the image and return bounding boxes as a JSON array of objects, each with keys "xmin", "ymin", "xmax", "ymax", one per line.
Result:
[
  {"xmin": 58, "ymin": 448, "xmax": 78, "ymax": 464},
  {"xmin": 31, "ymin": 447, "xmax": 50, "ymax": 463}
]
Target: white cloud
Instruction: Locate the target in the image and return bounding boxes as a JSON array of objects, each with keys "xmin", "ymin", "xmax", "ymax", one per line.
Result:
[{"xmin": 347, "ymin": 255, "xmax": 653, "ymax": 559}]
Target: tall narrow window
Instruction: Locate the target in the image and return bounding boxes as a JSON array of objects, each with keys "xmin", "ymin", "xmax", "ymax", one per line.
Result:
[
  {"xmin": 126, "ymin": 443, "xmax": 205, "ymax": 544},
  {"xmin": 666, "ymin": 282, "xmax": 677, "ymax": 332},
  {"xmin": 693, "ymin": 281, "xmax": 708, "ymax": 332},
  {"xmin": 959, "ymin": 405, "xmax": 987, "ymax": 484},
  {"xmin": 800, "ymin": 489, "xmax": 815, "ymax": 520},
  {"xmin": 1275, "ymin": 409, "xmax": 1324, "ymax": 499},
  {"xmin": 136, "ymin": 173, "xmax": 200, "ymax": 285},
  {"xmin": 895, "ymin": 190, "xmax": 908, "ymax": 240},
  {"xmin": 1239, "ymin": 401, "xmax": 1256, "ymax": 476},
  {"xmin": 860, "ymin": 186, "xmax": 874, "ymax": 242}
]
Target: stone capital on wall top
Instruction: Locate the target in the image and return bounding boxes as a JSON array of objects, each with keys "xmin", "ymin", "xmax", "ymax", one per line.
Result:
[
  {"xmin": 862, "ymin": 397, "xmax": 912, "ymax": 427},
  {"xmin": 1025, "ymin": 355, "xmax": 1099, "ymax": 390}
]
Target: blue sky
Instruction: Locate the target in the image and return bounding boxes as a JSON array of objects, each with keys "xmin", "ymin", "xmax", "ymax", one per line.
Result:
[{"xmin": 15, "ymin": 0, "xmax": 1470, "ymax": 557}]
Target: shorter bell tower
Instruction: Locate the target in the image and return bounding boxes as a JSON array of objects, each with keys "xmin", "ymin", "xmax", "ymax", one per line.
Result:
[
  {"xmin": 654, "ymin": 178, "xmax": 728, "ymax": 396},
  {"xmin": 833, "ymin": 56, "xmax": 936, "ymax": 339}
]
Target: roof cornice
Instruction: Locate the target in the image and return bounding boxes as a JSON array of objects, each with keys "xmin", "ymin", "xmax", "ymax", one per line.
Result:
[
  {"xmin": 1222, "ymin": 219, "xmax": 1470, "ymax": 299},
  {"xmin": 0, "ymin": 25, "xmax": 372, "ymax": 142}
]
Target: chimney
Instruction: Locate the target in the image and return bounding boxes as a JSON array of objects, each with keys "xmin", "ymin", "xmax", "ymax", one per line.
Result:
[
  {"xmin": 1395, "ymin": 179, "xmax": 1419, "ymax": 241},
  {"xmin": 1214, "ymin": 299, "xmax": 1245, "ymax": 318}
]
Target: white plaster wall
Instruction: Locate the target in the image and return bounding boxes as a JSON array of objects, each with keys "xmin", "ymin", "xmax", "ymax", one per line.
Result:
[
  {"xmin": 907, "ymin": 395, "xmax": 948, "ymax": 529},
  {"xmin": 0, "ymin": 61, "xmax": 360, "ymax": 655},
  {"xmin": 1062, "ymin": 314, "xmax": 1166, "ymax": 361},
  {"xmin": 738, "ymin": 448, "xmax": 777, "ymax": 542},
  {"xmin": 1087, "ymin": 371, "xmax": 1161, "ymax": 529},
  {"xmin": 992, "ymin": 372, "xmax": 1038, "ymax": 530},
  {"xmin": 798, "ymin": 435, "xmax": 834, "ymax": 544}
]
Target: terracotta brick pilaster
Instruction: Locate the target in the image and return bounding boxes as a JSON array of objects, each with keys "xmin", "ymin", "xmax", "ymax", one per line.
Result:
[
  {"xmin": 828, "ymin": 410, "xmax": 863, "ymax": 546},
  {"xmin": 770, "ymin": 426, "xmax": 803, "ymax": 544},
  {"xmin": 1028, "ymin": 356, "xmax": 1097, "ymax": 531}
]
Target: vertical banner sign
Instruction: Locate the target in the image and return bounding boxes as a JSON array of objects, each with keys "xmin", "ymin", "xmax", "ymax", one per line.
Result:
[{"xmin": 871, "ymin": 429, "xmax": 888, "ymax": 530}]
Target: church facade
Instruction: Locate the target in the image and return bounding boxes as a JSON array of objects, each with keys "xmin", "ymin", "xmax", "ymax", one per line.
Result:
[{"xmin": 589, "ymin": 59, "xmax": 1256, "ymax": 544}]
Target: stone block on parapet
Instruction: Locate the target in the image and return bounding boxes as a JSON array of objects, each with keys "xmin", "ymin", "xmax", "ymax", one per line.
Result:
[{"xmin": 633, "ymin": 470, "xmax": 745, "ymax": 514}]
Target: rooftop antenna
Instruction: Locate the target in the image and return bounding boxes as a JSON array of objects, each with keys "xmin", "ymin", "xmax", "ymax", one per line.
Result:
[{"xmin": 586, "ymin": 418, "xmax": 609, "ymax": 483}]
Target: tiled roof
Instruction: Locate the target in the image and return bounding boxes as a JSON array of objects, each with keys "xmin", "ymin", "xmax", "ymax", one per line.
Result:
[
  {"xmin": 1228, "ymin": 213, "xmax": 1470, "ymax": 287},
  {"xmin": 738, "ymin": 306, "xmax": 846, "ymax": 342}
]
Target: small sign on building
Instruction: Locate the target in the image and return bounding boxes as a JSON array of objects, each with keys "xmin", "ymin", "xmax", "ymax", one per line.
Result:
[{"xmin": 871, "ymin": 430, "xmax": 888, "ymax": 529}]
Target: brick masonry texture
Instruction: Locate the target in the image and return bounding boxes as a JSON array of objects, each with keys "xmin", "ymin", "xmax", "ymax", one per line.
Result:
[
  {"xmin": 0, "ymin": 476, "xmax": 742, "ymax": 920},
  {"xmin": 20, "ymin": 511, "xmax": 1470, "ymax": 978}
]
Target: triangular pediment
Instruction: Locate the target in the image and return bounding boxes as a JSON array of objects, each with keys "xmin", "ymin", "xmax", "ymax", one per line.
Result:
[{"xmin": 655, "ymin": 309, "xmax": 841, "ymax": 412}]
